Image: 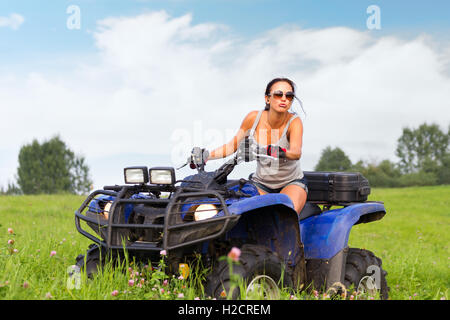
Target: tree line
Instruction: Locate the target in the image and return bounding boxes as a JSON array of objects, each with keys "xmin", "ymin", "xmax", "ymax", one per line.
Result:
[{"xmin": 315, "ymin": 123, "xmax": 450, "ymax": 187}]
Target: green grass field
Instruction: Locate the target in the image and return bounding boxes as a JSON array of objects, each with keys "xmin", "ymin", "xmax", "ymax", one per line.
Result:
[{"xmin": 0, "ymin": 185, "xmax": 448, "ymax": 300}]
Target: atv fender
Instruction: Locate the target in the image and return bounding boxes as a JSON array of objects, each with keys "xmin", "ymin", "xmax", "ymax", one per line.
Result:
[
  {"xmin": 300, "ymin": 202, "xmax": 386, "ymax": 260},
  {"xmin": 225, "ymin": 193, "xmax": 296, "ymax": 216},
  {"xmin": 223, "ymin": 194, "xmax": 304, "ymax": 272}
]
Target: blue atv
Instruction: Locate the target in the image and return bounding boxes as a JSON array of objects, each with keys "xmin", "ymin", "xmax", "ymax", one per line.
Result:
[{"xmin": 74, "ymin": 145, "xmax": 389, "ymax": 299}]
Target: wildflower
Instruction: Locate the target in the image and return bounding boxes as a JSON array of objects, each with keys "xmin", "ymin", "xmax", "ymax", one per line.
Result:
[
  {"xmin": 441, "ymin": 297, "xmax": 446, "ymax": 300},
  {"xmin": 178, "ymin": 275, "xmax": 184, "ymax": 280},
  {"xmin": 160, "ymin": 250, "xmax": 167, "ymax": 256},
  {"xmin": 45, "ymin": 292, "xmax": 53, "ymax": 299},
  {"xmin": 194, "ymin": 297, "xmax": 200, "ymax": 300},
  {"xmin": 350, "ymin": 295, "xmax": 354, "ymax": 300},
  {"xmin": 7, "ymin": 239, "xmax": 14, "ymax": 245},
  {"xmin": 178, "ymin": 293, "xmax": 184, "ymax": 298},
  {"xmin": 220, "ymin": 291, "xmax": 227, "ymax": 298},
  {"xmin": 23, "ymin": 281, "xmax": 29, "ymax": 289},
  {"xmin": 163, "ymin": 279, "xmax": 168, "ymax": 286},
  {"xmin": 227, "ymin": 247, "xmax": 241, "ymax": 262},
  {"xmin": 160, "ymin": 288, "xmax": 165, "ymax": 294},
  {"xmin": 128, "ymin": 279, "xmax": 135, "ymax": 287},
  {"xmin": 313, "ymin": 290, "xmax": 319, "ymax": 298},
  {"xmin": 7, "ymin": 228, "xmax": 14, "ymax": 234},
  {"xmin": 111, "ymin": 290, "xmax": 119, "ymax": 297},
  {"xmin": 13, "ymin": 248, "xmax": 18, "ymax": 254},
  {"xmin": 140, "ymin": 278, "xmax": 145, "ymax": 285},
  {"xmin": 50, "ymin": 251, "xmax": 57, "ymax": 257}
]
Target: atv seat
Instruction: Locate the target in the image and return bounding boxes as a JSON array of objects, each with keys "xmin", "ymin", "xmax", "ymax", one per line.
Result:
[{"xmin": 298, "ymin": 202, "xmax": 322, "ymax": 221}]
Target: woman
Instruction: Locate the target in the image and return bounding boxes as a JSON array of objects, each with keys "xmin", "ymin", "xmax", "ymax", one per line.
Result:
[{"xmin": 195, "ymin": 77, "xmax": 307, "ymax": 215}]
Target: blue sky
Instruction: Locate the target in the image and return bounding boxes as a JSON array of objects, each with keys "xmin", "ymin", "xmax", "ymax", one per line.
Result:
[
  {"xmin": 2, "ymin": 0, "xmax": 450, "ymax": 74},
  {"xmin": 1, "ymin": 1, "xmax": 449, "ymax": 189},
  {"xmin": 2, "ymin": 0, "xmax": 450, "ymax": 64}
]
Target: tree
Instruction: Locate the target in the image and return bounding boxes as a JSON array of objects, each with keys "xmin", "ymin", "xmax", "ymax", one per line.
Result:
[
  {"xmin": 396, "ymin": 123, "xmax": 449, "ymax": 174},
  {"xmin": 351, "ymin": 159, "xmax": 402, "ymax": 188},
  {"xmin": 315, "ymin": 146, "xmax": 352, "ymax": 171},
  {"xmin": 16, "ymin": 135, "xmax": 93, "ymax": 194},
  {"xmin": 0, "ymin": 181, "xmax": 22, "ymax": 195}
]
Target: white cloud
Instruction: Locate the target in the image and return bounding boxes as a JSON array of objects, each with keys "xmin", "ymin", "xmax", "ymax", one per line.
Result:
[
  {"xmin": 0, "ymin": 13, "xmax": 24, "ymax": 30},
  {"xmin": 1, "ymin": 11, "xmax": 449, "ymax": 189}
]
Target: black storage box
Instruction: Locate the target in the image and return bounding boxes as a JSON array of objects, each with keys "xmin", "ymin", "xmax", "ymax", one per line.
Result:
[{"xmin": 303, "ymin": 171, "xmax": 370, "ymax": 203}]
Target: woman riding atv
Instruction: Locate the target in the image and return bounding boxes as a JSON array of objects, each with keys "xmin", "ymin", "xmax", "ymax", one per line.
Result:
[{"xmin": 192, "ymin": 77, "xmax": 307, "ymax": 215}]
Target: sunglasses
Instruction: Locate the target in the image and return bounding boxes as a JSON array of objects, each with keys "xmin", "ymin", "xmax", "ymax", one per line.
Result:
[{"xmin": 269, "ymin": 90, "xmax": 295, "ymax": 101}]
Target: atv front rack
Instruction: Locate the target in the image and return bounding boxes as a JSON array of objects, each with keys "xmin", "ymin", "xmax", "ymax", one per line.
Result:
[{"xmin": 75, "ymin": 184, "xmax": 237, "ymax": 253}]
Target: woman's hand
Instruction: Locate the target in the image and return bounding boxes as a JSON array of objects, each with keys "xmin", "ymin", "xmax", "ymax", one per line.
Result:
[
  {"xmin": 266, "ymin": 145, "xmax": 287, "ymax": 159},
  {"xmin": 190, "ymin": 147, "xmax": 209, "ymax": 168}
]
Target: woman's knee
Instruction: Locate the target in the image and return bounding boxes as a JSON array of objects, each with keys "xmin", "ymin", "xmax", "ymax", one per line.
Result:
[{"xmin": 281, "ymin": 185, "xmax": 307, "ymax": 213}]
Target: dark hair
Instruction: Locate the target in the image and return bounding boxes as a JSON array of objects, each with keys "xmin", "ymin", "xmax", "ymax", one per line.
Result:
[{"xmin": 264, "ymin": 77, "xmax": 305, "ymax": 116}]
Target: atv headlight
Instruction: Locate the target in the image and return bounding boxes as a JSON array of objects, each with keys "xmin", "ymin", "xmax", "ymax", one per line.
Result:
[
  {"xmin": 124, "ymin": 166, "xmax": 149, "ymax": 184},
  {"xmin": 149, "ymin": 167, "xmax": 175, "ymax": 185},
  {"xmin": 194, "ymin": 204, "xmax": 218, "ymax": 221},
  {"xmin": 103, "ymin": 201, "xmax": 112, "ymax": 220}
]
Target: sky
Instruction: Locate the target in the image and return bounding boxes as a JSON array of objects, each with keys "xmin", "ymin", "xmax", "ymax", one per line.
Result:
[{"xmin": 1, "ymin": 0, "xmax": 450, "ymax": 190}]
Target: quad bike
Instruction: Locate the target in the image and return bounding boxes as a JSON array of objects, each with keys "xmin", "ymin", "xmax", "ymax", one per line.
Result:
[{"xmin": 74, "ymin": 140, "xmax": 389, "ymax": 299}]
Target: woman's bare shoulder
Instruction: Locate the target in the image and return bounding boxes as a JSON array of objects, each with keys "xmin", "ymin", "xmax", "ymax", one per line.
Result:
[
  {"xmin": 240, "ymin": 110, "xmax": 261, "ymax": 130},
  {"xmin": 287, "ymin": 114, "xmax": 303, "ymax": 135},
  {"xmin": 290, "ymin": 114, "xmax": 302, "ymax": 125}
]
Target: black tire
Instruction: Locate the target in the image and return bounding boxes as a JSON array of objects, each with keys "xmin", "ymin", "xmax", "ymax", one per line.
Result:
[
  {"xmin": 343, "ymin": 248, "xmax": 389, "ymax": 300},
  {"xmin": 205, "ymin": 244, "xmax": 293, "ymax": 299},
  {"xmin": 75, "ymin": 244, "xmax": 106, "ymax": 278}
]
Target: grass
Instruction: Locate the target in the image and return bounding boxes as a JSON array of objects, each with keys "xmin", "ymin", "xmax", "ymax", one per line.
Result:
[
  {"xmin": 0, "ymin": 185, "xmax": 448, "ymax": 300},
  {"xmin": 348, "ymin": 185, "xmax": 449, "ymax": 300}
]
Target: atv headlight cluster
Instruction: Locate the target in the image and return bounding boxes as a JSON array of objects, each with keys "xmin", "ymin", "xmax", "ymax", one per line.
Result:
[
  {"xmin": 193, "ymin": 204, "xmax": 218, "ymax": 221},
  {"xmin": 124, "ymin": 166, "xmax": 176, "ymax": 185}
]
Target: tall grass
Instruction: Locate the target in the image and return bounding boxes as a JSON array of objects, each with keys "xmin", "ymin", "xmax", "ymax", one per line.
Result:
[{"xmin": 0, "ymin": 186, "xmax": 448, "ymax": 300}]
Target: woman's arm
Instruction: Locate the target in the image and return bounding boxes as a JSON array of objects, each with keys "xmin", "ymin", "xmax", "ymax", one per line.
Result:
[
  {"xmin": 208, "ymin": 111, "xmax": 258, "ymax": 160},
  {"xmin": 284, "ymin": 117, "xmax": 303, "ymax": 160}
]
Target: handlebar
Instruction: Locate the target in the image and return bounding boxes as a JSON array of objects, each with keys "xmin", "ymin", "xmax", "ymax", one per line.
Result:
[{"xmin": 178, "ymin": 138, "xmax": 279, "ymax": 185}]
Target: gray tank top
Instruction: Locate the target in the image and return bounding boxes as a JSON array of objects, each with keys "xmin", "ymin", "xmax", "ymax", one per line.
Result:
[{"xmin": 249, "ymin": 110, "xmax": 304, "ymax": 189}]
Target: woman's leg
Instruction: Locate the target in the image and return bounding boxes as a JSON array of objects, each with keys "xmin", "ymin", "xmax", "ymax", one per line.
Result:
[
  {"xmin": 256, "ymin": 187, "xmax": 268, "ymax": 195},
  {"xmin": 280, "ymin": 184, "xmax": 307, "ymax": 214}
]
